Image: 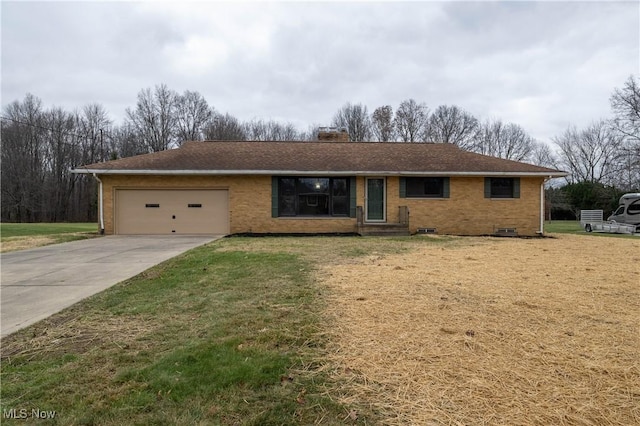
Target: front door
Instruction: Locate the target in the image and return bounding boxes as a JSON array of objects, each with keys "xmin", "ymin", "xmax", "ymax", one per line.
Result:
[{"xmin": 365, "ymin": 177, "xmax": 386, "ymax": 222}]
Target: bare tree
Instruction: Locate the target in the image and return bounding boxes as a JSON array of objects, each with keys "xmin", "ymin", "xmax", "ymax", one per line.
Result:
[
  {"xmin": 371, "ymin": 105, "xmax": 395, "ymax": 142},
  {"xmin": 110, "ymin": 122, "xmax": 147, "ymax": 159},
  {"xmin": 394, "ymin": 99, "xmax": 428, "ymax": 142},
  {"xmin": 553, "ymin": 120, "xmax": 625, "ymax": 185},
  {"xmin": 42, "ymin": 107, "xmax": 80, "ymax": 221},
  {"xmin": 427, "ymin": 105, "xmax": 478, "ymax": 149},
  {"xmin": 68, "ymin": 105, "xmax": 110, "ymax": 221},
  {"xmin": 243, "ymin": 119, "xmax": 301, "ymax": 141},
  {"xmin": 300, "ymin": 124, "xmax": 322, "ymax": 141},
  {"xmin": 610, "ymin": 76, "xmax": 640, "ymax": 190},
  {"xmin": 610, "ymin": 75, "xmax": 640, "ymax": 142},
  {"xmin": 203, "ymin": 112, "xmax": 246, "ymax": 140},
  {"xmin": 125, "ymin": 84, "xmax": 178, "ymax": 152},
  {"xmin": 331, "ymin": 102, "xmax": 372, "ymax": 142},
  {"xmin": 276, "ymin": 122, "xmax": 302, "ymax": 141},
  {"xmin": 473, "ymin": 119, "xmax": 534, "ymax": 161},
  {"xmin": 528, "ymin": 141, "xmax": 558, "ymax": 169},
  {"xmin": 614, "ymin": 142, "xmax": 640, "ymax": 190},
  {"xmin": 244, "ymin": 119, "xmax": 268, "ymax": 140},
  {"xmin": 77, "ymin": 103, "xmax": 112, "ymax": 164},
  {"xmin": 1, "ymin": 95, "xmax": 106, "ymax": 222},
  {"xmin": 174, "ymin": 90, "xmax": 212, "ymax": 144},
  {"xmin": 1, "ymin": 94, "xmax": 47, "ymax": 221}
]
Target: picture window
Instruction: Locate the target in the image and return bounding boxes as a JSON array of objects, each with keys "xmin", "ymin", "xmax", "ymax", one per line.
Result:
[{"xmin": 278, "ymin": 177, "xmax": 349, "ymax": 217}]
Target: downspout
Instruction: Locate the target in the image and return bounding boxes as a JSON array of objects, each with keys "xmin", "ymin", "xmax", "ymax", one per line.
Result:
[
  {"xmin": 537, "ymin": 177, "xmax": 549, "ymax": 235},
  {"xmin": 93, "ymin": 173, "xmax": 105, "ymax": 234}
]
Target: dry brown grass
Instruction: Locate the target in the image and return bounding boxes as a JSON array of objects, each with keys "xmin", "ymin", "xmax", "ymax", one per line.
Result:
[
  {"xmin": 0, "ymin": 308, "xmax": 163, "ymax": 363},
  {"xmin": 0, "ymin": 235, "xmax": 59, "ymax": 253},
  {"xmin": 319, "ymin": 234, "xmax": 640, "ymax": 425},
  {"xmin": 0, "ymin": 233, "xmax": 99, "ymax": 253}
]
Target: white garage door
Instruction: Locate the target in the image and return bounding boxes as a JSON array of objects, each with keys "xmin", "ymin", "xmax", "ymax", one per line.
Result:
[{"xmin": 115, "ymin": 189, "xmax": 229, "ymax": 235}]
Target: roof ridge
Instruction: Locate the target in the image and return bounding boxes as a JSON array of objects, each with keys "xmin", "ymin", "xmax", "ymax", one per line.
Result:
[{"xmin": 191, "ymin": 140, "xmax": 445, "ymax": 145}]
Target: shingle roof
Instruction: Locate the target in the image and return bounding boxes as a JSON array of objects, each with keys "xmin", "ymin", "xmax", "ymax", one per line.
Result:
[{"xmin": 73, "ymin": 140, "xmax": 566, "ymax": 177}]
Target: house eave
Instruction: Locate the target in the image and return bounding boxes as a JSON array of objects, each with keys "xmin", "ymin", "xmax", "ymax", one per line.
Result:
[{"xmin": 71, "ymin": 168, "xmax": 567, "ymax": 178}]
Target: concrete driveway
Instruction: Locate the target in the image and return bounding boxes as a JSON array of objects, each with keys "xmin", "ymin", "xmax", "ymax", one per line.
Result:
[{"xmin": 1, "ymin": 235, "xmax": 222, "ymax": 337}]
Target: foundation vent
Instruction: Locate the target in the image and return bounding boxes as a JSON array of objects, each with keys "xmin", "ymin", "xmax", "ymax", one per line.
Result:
[
  {"xmin": 495, "ymin": 228, "xmax": 517, "ymax": 236},
  {"xmin": 417, "ymin": 228, "xmax": 437, "ymax": 234}
]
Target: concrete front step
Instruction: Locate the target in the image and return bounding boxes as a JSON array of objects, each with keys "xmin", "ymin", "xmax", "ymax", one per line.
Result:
[{"xmin": 358, "ymin": 224, "xmax": 410, "ymax": 236}]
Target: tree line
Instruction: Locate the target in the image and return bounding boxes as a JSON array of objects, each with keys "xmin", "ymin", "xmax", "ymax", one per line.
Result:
[
  {"xmin": 1, "ymin": 76, "xmax": 638, "ymax": 222},
  {"xmin": 332, "ymin": 100, "xmax": 555, "ymax": 166}
]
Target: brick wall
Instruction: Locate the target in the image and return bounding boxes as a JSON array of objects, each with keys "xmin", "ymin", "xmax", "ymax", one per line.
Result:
[
  {"xmin": 98, "ymin": 174, "xmax": 544, "ymax": 236},
  {"xmin": 394, "ymin": 176, "xmax": 544, "ymax": 236},
  {"xmin": 98, "ymin": 175, "xmax": 357, "ymax": 235}
]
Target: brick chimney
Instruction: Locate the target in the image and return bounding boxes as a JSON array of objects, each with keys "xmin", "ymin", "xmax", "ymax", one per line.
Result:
[{"xmin": 317, "ymin": 127, "xmax": 350, "ymax": 142}]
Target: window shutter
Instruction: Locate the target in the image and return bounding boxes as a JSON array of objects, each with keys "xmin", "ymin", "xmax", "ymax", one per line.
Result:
[
  {"xmin": 484, "ymin": 178, "xmax": 492, "ymax": 198},
  {"xmin": 443, "ymin": 177, "xmax": 450, "ymax": 198},
  {"xmin": 271, "ymin": 177, "xmax": 279, "ymax": 218},
  {"xmin": 349, "ymin": 177, "xmax": 357, "ymax": 218},
  {"xmin": 399, "ymin": 177, "xmax": 407, "ymax": 198},
  {"xmin": 513, "ymin": 178, "xmax": 520, "ymax": 198}
]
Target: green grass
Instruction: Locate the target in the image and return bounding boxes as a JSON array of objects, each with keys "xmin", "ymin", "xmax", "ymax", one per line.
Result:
[
  {"xmin": 0, "ymin": 238, "xmax": 376, "ymax": 425},
  {"xmin": 545, "ymin": 220, "xmax": 638, "ymax": 238},
  {"xmin": 544, "ymin": 220, "xmax": 583, "ymax": 234},
  {"xmin": 0, "ymin": 222, "xmax": 97, "ymax": 239}
]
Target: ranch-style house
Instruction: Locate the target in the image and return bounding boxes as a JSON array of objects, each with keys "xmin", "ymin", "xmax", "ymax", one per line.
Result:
[{"xmin": 72, "ymin": 130, "xmax": 566, "ymax": 237}]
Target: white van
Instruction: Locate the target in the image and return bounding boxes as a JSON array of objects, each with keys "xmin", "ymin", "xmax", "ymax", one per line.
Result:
[{"xmin": 608, "ymin": 193, "xmax": 640, "ymax": 226}]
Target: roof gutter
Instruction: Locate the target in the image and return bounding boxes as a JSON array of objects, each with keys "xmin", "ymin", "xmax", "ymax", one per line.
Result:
[{"xmin": 73, "ymin": 168, "xmax": 568, "ymax": 178}]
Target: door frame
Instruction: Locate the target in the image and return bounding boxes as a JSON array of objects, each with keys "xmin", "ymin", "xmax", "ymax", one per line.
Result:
[{"xmin": 365, "ymin": 177, "xmax": 386, "ymax": 223}]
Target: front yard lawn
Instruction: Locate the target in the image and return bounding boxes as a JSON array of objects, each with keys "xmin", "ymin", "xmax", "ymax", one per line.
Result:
[
  {"xmin": 1, "ymin": 237, "xmax": 397, "ymax": 424},
  {"xmin": 2, "ymin": 235, "xmax": 637, "ymax": 424}
]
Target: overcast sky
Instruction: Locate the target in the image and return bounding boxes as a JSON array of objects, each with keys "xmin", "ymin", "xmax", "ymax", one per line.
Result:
[{"xmin": 2, "ymin": 1, "xmax": 638, "ymax": 144}]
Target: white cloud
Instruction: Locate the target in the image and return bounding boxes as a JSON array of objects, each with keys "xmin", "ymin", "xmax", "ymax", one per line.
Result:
[
  {"xmin": 1, "ymin": 0, "xmax": 638, "ymax": 142},
  {"xmin": 164, "ymin": 35, "xmax": 230, "ymax": 75}
]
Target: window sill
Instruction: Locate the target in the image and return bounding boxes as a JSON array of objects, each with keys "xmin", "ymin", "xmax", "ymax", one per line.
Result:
[{"xmin": 405, "ymin": 197, "xmax": 448, "ymax": 200}]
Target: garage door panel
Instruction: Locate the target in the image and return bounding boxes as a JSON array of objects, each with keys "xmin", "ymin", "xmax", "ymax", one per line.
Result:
[
  {"xmin": 116, "ymin": 189, "xmax": 229, "ymax": 235},
  {"xmin": 176, "ymin": 190, "xmax": 228, "ymax": 234}
]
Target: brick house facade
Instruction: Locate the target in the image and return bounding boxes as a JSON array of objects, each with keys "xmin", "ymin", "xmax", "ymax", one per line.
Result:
[{"xmin": 74, "ymin": 140, "xmax": 565, "ymax": 236}]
